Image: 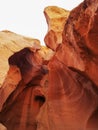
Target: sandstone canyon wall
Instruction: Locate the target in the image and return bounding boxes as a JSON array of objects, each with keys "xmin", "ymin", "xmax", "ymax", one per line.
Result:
[
  {"xmin": 0, "ymin": 0, "xmax": 98, "ymax": 130},
  {"xmin": 0, "ymin": 30, "xmax": 41, "ymax": 86},
  {"xmin": 44, "ymin": 6, "xmax": 69, "ymax": 50}
]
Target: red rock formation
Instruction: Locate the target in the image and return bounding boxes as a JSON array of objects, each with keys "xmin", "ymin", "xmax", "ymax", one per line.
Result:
[
  {"xmin": 37, "ymin": 0, "xmax": 98, "ymax": 130},
  {"xmin": 56, "ymin": 0, "xmax": 98, "ymax": 86},
  {"xmin": 0, "ymin": 66, "xmax": 21, "ymax": 111},
  {"xmin": 0, "ymin": 30, "xmax": 41, "ymax": 86},
  {"xmin": 0, "ymin": 47, "xmax": 48, "ymax": 130},
  {"xmin": 0, "ymin": 0, "xmax": 98, "ymax": 130},
  {"xmin": 37, "ymin": 59, "xmax": 98, "ymax": 130}
]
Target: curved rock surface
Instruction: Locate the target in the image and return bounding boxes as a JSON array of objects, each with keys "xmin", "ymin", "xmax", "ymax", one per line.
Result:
[
  {"xmin": 37, "ymin": 0, "xmax": 98, "ymax": 130},
  {"xmin": 0, "ymin": 123, "xmax": 7, "ymax": 130},
  {"xmin": 56, "ymin": 0, "xmax": 98, "ymax": 86},
  {"xmin": 0, "ymin": 47, "xmax": 48, "ymax": 130},
  {"xmin": 0, "ymin": 0, "xmax": 98, "ymax": 130},
  {"xmin": 37, "ymin": 57, "xmax": 98, "ymax": 130},
  {"xmin": 44, "ymin": 6, "xmax": 69, "ymax": 50},
  {"xmin": 0, "ymin": 31, "xmax": 53, "ymax": 87},
  {"xmin": 0, "ymin": 30, "xmax": 40, "ymax": 86}
]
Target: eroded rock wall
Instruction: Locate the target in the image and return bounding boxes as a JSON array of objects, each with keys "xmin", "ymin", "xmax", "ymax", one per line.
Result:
[
  {"xmin": 44, "ymin": 6, "xmax": 69, "ymax": 50},
  {"xmin": 37, "ymin": 0, "xmax": 98, "ymax": 130},
  {"xmin": 0, "ymin": 0, "xmax": 98, "ymax": 130},
  {"xmin": 56, "ymin": 0, "xmax": 98, "ymax": 86},
  {"xmin": 0, "ymin": 30, "xmax": 40, "ymax": 86},
  {"xmin": 0, "ymin": 47, "xmax": 48, "ymax": 130}
]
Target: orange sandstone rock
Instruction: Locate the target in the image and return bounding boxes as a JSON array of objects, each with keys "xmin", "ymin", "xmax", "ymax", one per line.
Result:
[
  {"xmin": 0, "ymin": 47, "xmax": 48, "ymax": 130},
  {"xmin": 37, "ymin": 1, "xmax": 98, "ymax": 130},
  {"xmin": 0, "ymin": 1, "xmax": 98, "ymax": 130},
  {"xmin": 56, "ymin": 0, "xmax": 98, "ymax": 86},
  {"xmin": 44, "ymin": 6, "xmax": 69, "ymax": 50},
  {"xmin": 0, "ymin": 30, "xmax": 40, "ymax": 86}
]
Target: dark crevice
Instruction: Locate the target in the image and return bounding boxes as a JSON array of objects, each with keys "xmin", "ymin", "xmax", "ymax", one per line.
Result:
[{"xmin": 34, "ymin": 95, "xmax": 45, "ymax": 103}]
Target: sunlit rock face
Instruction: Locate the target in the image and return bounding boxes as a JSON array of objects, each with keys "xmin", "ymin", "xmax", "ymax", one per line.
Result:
[
  {"xmin": 0, "ymin": 30, "xmax": 40, "ymax": 86},
  {"xmin": 0, "ymin": 0, "xmax": 98, "ymax": 130},
  {"xmin": 0, "ymin": 123, "xmax": 7, "ymax": 130},
  {"xmin": 44, "ymin": 6, "xmax": 70, "ymax": 50}
]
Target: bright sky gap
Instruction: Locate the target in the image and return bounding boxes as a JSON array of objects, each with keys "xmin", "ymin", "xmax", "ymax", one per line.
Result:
[{"xmin": 0, "ymin": 0, "xmax": 83, "ymax": 45}]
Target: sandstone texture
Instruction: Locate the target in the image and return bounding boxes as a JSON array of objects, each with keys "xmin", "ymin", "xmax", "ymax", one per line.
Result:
[
  {"xmin": 0, "ymin": 31, "xmax": 53, "ymax": 87},
  {"xmin": 56, "ymin": 0, "xmax": 98, "ymax": 86},
  {"xmin": 0, "ymin": 0, "xmax": 98, "ymax": 130},
  {"xmin": 0, "ymin": 47, "xmax": 48, "ymax": 130},
  {"xmin": 0, "ymin": 123, "xmax": 7, "ymax": 130},
  {"xmin": 44, "ymin": 6, "xmax": 70, "ymax": 50},
  {"xmin": 0, "ymin": 30, "xmax": 41, "ymax": 86}
]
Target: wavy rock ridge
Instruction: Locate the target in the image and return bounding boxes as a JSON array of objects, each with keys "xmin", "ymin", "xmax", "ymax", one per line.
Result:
[{"xmin": 0, "ymin": 0, "xmax": 98, "ymax": 130}]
